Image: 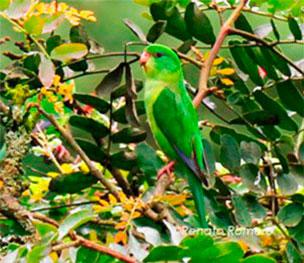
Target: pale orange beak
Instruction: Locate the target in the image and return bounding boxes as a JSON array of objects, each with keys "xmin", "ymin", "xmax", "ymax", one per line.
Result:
[{"xmin": 139, "ymin": 51, "xmax": 151, "ymax": 67}]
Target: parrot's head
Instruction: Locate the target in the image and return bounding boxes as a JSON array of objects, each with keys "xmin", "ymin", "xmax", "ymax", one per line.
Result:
[{"xmin": 140, "ymin": 44, "xmax": 182, "ymax": 81}]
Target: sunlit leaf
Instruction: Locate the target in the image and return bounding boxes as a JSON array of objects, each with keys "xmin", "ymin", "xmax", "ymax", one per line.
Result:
[
  {"xmin": 24, "ymin": 15, "xmax": 44, "ymax": 35},
  {"xmin": 51, "ymin": 43, "xmax": 88, "ymax": 62},
  {"xmin": 58, "ymin": 209, "xmax": 94, "ymax": 239}
]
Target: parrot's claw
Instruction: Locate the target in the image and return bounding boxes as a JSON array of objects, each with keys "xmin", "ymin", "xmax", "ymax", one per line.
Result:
[{"xmin": 157, "ymin": 161, "xmax": 175, "ymax": 181}]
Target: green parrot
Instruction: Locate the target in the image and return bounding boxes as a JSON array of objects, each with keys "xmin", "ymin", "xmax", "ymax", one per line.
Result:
[{"xmin": 140, "ymin": 44, "xmax": 208, "ymax": 228}]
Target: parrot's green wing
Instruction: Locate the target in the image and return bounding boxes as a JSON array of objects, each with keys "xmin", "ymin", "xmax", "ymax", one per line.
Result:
[{"xmin": 152, "ymin": 87, "xmax": 208, "ymax": 227}]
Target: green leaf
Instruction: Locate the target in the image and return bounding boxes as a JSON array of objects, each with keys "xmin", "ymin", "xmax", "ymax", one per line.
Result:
[
  {"xmin": 143, "ymin": 245, "xmax": 184, "ymax": 262},
  {"xmin": 112, "ymin": 101, "xmax": 145, "ymax": 124},
  {"xmin": 34, "ymin": 221, "xmax": 57, "ymax": 238},
  {"xmin": 253, "ymin": 90, "xmax": 298, "ymax": 132},
  {"xmin": 177, "ymin": 39, "xmax": 197, "ymax": 54},
  {"xmin": 242, "ymin": 255, "xmax": 276, "ymax": 263},
  {"xmin": 125, "ymin": 63, "xmax": 140, "ymax": 126},
  {"xmin": 220, "ymin": 134, "xmax": 240, "ymax": 171},
  {"xmin": 288, "ymin": 17, "xmax": 302, "ymax": 40},
  {"xmin": 245, "ymin": 46, "xmax": 279, "ymax": 80},
  {"xmin": 181, "ymin": 234, "xmax": 214, "ymax": 261},
  {"xmin": 95, "ymin": 63, "xmax": 124, "ymax": 97},
  {"xmin": 232, "ymin": 195, "xmax": 252, "ymax": 227},
  {"xmin": 150, "ymin": 1, "xmax": 191, "ymax": 41},
  {"xmin": 239, "ymin": 164, "xmax": 266, "ymax": 193},
  {"xmin": 124, "ymin": 19, "xmax": 147, "ymax": 42},
  {"xmin": 202, "ymin": 138, "xmax": 216, "ymax": 177},
  {"xmin": 6, "ymin": 0, "xmax": 31, "ymax": 19},
  {"xmin": 277, "ymin": 203, "xmax": 304, "ymax": 227},
  {"xmin": 260, "ymin": 47, "xmax": 291, "ymax": 76},
  {"xmin": 46, "ymin": 35, "xmax": 64, "ymax": 54},
  {"xmin": 51, "ymin": 43, "xmax": 88, "ymax": 62},
  {"xmin": 298, "ymin": 142, "xmax": 304, "ymax": 162},
  {"xmin": 210, "ymin": 125, "xmax": 265, "ymax": 150},
  {"xmin": 111, "ymin": 80, "xmax": 143, "ymax": 99},
  {"xmin": 73, "ymin": 93, "xmax": 110, "ymax": 113},
  {"xmin": 286, "ymin": 241, "xmax": 303, "ymax": 263},
  {"xmin": 24, "ymin": 15, "xmax": 44, "ymax": 35},
  {"xmin": 230, "ymin": 110, "xmax": 279, "ymax": 126},
  {"xmin": 76, "ymin": 247, "xmax": 101, "ymax": 263},
  {"xmin": 185, "ymin": 2, "xmax": 215, "ymax": 44},
  {"xmin": 70, "ymin": 25, "xmax": 90, "ymax": 46},
  {"xmin": 68, "ymin": 59, "xmax": 88, "ymax": 72},
  {"xmin": 26, "ymin": 244, "xmax": 47, "ymax": 263},
  {"xmin": 290, "ymin": 164, "xmax": 304, "ymax": 186},
  {"xmin": 277, "ymin": 173, "xmax": 298, "ymax": 195},
  {"xmin": 234, "ymin": 14, "xmax": 254, "ymax": 33},
  {"xmin": 0, "ymin": 0, "xmax": 10, "ymax": 10},
  {"xmin": 76, "ymin": 139, "xmax": 106, "ymax": 163},
  {"xmin": 49, "ymin": 172, "xmax": 98, "ymax": 194},
  {"xmin": 110, "ymin": 151, "xmax": 137, "ymax": 171},
  {"xmin": 0, "ymin": 125, "xmax": 6, "ymax": 161},
  {"xmin": 58, "ymin": 209, "xmax": 94, "ymax": 240},
  {"xmin": 229, "ymin": 40, "xmax": 263, "ymax": 85},
  {"xmin": 69, "ymin": 115, "xmax": 109, "ymax": 139},
  {"xmin": 276, "ymin": 80, "xmax": 304, "ymax": 117},
  {"xmin": 136, "ymin": 143, "xmax": 164, "ymax": 183},
  {"xmin": 112, "ymin": 127, "xmax": 146, "ymax": 144},
  {"xmin": 214, "ymin": 242, "xmax": 244, "ymax": 263},
  {"xmin": 270, "ymin": 19, "xmax": 280, "ymax": 40},
  {"xmin": 147, "ymin": 20, "xmax": 167, "ymax": 43},
  {"xmin": 240, "ymin": 141, "xmax": 262, "ymax": 164},
  {"xmin": 243, "ymin": 195, "xmax": 267, "ymax": 219}
]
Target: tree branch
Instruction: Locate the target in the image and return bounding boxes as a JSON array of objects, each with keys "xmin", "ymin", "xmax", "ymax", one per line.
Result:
[
  {"xmin": 193, "ymin": 0, "xmax": 248, "ymax": 108},
  {"xmin": 28, "ymin": 104, "xmax": 120, "ymax": 200}
]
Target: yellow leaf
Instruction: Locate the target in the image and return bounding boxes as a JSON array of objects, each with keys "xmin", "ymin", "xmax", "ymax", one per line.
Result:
[
  {"xmin": 79, "ymin": 162, "xmax": 90, "ymax": 174},
  {"xmin": 0, "ymin": 180, "xmax": 3, "ymax": 189},
  {"xmin": 92, "ymin": 204, "xmax": 107, "ymax": 213},
  {"xmin": 106, "ymin": 232, "xmax": 114, "ymax": 246},
  {"xmin": 131, "ymin": 211, "xmax": 141, "ymax": 219},
  {"xmin": 210, "ymin": 67, "xmax": 217, "ymax": 76},
  {"xmin": 260, "ymin": 234, "xmax": 273, "ymax": 247},
  {"xmin": 175, "ymin": 205, "xmax": 192, "ymax": 216},
  {"xmin": 217, "ymin": 68, "xmax": 235, "ymax": 75},
  {"xmin": 124, "ymin": 203, "xmax": 133, "ymax": 211},
  {"xmin": 60, "ymin": 163, "xmax": 74, "ymax": 174},
  {"xmin": 115, "ymin": 221, "xmax": 127, "ymax": 230},
  {"xmin": 99, "ymin": 199, "xmax": 110, "ymax": 207},
  {"xmin": 47, "ymin": 172, "xmax": 60, "ymax": 178},
  {"xmin": 109, "ymin": 194, "xmax": 117, "ymax": 205},
  {"xmin": 114, "ymin": 231, "xmax": 127, "ymax": 245},
  {"xmin": 49, "ymin": 251, "xmax": 58, "ymax": 262},
  {"xmin": 213, "ymin": 57, "xmax": 224, "ymax": 66},
  {"xmin": 220, "ymin": 78, "xmax": 234, "ymax": 86},
  {"xmin": 238, "ymin": 240, "xmax": 249, "ymax": 252},
  {"xmin": 89, "ymin": 230, "xmax": 98, "ymax": 241},
  {"xmin": 160, "ymin": 194, "xmax": 188, "ymax": 206},
  {"xmin": 118, "ymin": 191, "xmax": 127, "ymax": 202}
]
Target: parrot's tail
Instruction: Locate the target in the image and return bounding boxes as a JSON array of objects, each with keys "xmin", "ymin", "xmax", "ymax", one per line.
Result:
[{"xmin": 186, "ymin": 170, "xmax": 208, "ymax": 228}]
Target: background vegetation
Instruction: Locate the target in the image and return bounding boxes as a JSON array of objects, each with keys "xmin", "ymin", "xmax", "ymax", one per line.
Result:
[{"xmin": 0, "ymin": 0, "xmax": 303, "ymax": 262}]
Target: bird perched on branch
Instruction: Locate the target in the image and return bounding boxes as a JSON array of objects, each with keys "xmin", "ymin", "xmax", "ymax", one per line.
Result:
[{"xmin": 140, "ymin": 44, "xmax": 208, "ymax": 228}]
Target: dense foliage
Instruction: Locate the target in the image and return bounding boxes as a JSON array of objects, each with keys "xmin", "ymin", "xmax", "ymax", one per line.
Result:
[{"xmin": 0, "ymin": 0, "xmax": 303, "ymax": 262}]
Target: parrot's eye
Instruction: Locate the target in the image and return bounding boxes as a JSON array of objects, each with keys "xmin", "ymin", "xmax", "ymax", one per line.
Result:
[{"xmin": 155, "ymin": 52, "xmax": 164, "ymax": 58}]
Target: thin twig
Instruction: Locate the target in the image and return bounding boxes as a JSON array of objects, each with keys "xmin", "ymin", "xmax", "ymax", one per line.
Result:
[
  {"xmin": 60, "ymin": 52, "xmax": 140, "ymax": 69},
  {"xmin": 63, "ymin": 69, "xmax": 110, "ymax": 82}
]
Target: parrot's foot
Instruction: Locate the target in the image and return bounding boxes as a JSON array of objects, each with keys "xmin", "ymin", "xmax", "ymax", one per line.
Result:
[{"xmin": 157, "ymin": 161, "xmax": 175, "ymax": 181}]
